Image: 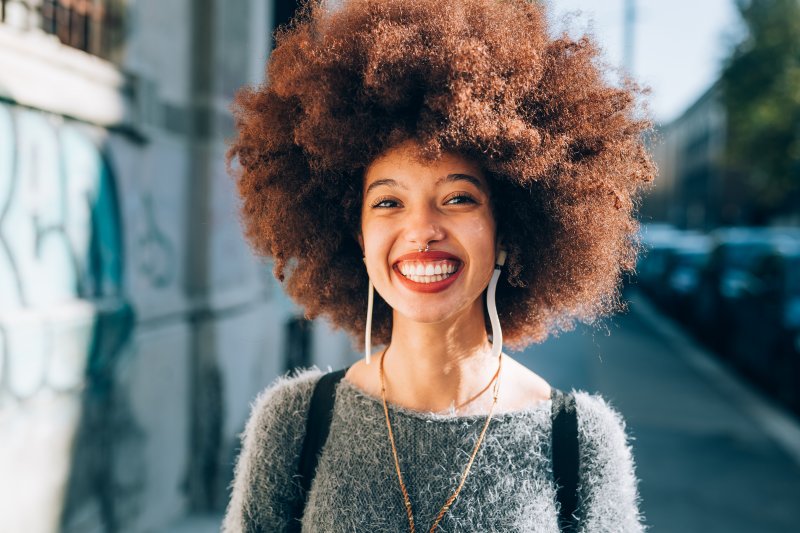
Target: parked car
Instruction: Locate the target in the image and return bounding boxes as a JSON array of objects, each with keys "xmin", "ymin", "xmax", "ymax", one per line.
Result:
[
  {"xmin": 659, "ymin": 235, "xmax": 713, "ymax": 320},
  {"xmin": 692, "ymin": 227, "xmax": 789, "ymax": 353},
  {"xmin": 633, "ymin": 223, "xmax": 685, "ymax": 296},
  {"xmin": 731, "ymin": 241, "xmax": 800, "ymax": 412}
]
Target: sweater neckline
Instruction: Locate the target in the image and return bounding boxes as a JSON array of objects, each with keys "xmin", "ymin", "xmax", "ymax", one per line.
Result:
[{"xmin": 336, "ymin": 375, "xmax": 553, "ymax": 424}]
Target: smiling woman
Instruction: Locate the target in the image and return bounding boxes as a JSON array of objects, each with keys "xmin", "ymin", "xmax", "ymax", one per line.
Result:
[{"xmin": 223, "ymin": 0, "xmax": 654, "ymax": 531}]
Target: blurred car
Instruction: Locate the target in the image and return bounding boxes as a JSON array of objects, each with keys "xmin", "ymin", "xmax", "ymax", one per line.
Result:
[
  {"xmin": 731, "ymin": 241, "xmax": 800, "ymax": 412},
  {"xmin": 635, "ymin": 240, "xmax": 676, "ymax": 297},
  {"xmin": 659, "ymin": 235, "xmax": 713, "ymax": 319},
  {"xmin": 633, "ymin": 223, "xmax": 686, "ymax": 295},
  {"xmin": 692, "ymin": 227, "xmax": 791, "ymax": 353}
]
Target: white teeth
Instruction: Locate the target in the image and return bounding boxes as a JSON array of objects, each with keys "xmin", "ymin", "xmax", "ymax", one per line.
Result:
[
  {"xmin": 407, "ymin": 273, "xmax": 451, "ymax": 284},
  {"xmin": 396, "ymin": 261, "xmax": 460, "ymax": 283},
  {"xmin": 404, "ymin": 272, "xmax": 454, "ymax": 284}
]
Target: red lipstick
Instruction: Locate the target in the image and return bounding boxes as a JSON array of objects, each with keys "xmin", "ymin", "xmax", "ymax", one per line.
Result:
[
  {"xmin": 392, "ymin": 250, "xmax": 463, "ymax": 294},
  {"xmin": 393, "ymin": 250, "xmax": 461, "ymax": 263}
]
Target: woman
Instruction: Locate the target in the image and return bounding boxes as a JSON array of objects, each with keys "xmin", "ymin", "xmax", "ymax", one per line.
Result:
[{"xmin": 223, "ymin": 0, "xmax": 654, "ymax": 531}]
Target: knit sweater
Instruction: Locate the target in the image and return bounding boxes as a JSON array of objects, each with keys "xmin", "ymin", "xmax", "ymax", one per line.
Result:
[{"xmin": 222, "ymin": 367, "xmax": 646, "ymax": 532}]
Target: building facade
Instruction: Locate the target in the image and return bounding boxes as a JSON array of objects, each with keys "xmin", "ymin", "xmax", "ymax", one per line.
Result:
[
  {"xmin": 0, "ymin": 1, "xmax": 356, "ymax": 531},
  {"xmin": 646, "ymin": 79, "xmax": 797, "ymax": 230},
  {"xmin": 646, "ymin": 84, "xmax": 728, "ymax": 230}
]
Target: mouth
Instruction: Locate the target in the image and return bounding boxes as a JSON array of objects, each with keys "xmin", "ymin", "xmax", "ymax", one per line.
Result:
[
  {"xmin": 391, "ymin": 251, "xmax": 464, "ymax": 293},
  {"xmin": 395, "ymin": 260, "xmax": 461, "ymax": 284}
]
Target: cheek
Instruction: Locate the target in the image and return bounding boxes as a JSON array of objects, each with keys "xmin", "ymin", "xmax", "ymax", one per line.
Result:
[
  {"xmin": 462, "ymin": 216, "xmax": 497, "ymax": 287},
  {"xmin": 464, "ymin": 216, "xmax": 497, "ymax": 253},
  {"xmin": 361, "ymin": 220, "xmax": 394, "ymax": 262}
]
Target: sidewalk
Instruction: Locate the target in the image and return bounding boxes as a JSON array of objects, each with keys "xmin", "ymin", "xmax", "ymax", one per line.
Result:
[
  {"xmin": 520, "ymin": 287, "xmax": 800, "ymax": 532},
  {"xmin": 159, "ymin": 514, "xmax": 222, "ymax": 533},
  {"xmin": 629, "ymin": 289, "xmax": 800, "ymax": 466}
]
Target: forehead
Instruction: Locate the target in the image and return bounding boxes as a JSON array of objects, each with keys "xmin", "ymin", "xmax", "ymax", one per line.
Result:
[{"xmin": 363, "ymin": 142, "xmax": 486, "ymax": 190}]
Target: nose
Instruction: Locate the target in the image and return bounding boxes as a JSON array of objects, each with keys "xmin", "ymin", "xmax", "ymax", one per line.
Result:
[{"xmin": 404, "ymin": 205, "xmax": 446, "ymax": 249}]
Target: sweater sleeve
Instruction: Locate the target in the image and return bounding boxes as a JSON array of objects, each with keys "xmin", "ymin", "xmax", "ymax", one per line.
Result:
[
  {"xmin": 571, "ymin": 390, "xmax": 647, "ymax": 533},
  {"xmin": 222, "ymin": 367, "xmax": 324, "ymax": 533}
]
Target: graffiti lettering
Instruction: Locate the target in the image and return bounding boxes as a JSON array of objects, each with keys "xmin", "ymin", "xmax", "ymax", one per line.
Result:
[{"xmin": 0, "ymin": 102, "xmax": 127, "ymax": 402}]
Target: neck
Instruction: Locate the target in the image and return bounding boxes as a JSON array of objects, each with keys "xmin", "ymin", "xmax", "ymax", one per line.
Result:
[{"xmin": 381, "ymin": 299, "xmax": 500, "ymax": 414}]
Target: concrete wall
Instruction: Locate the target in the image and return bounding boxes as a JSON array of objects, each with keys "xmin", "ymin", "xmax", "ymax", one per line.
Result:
[{"xmin": 0, "ymin": 1, "xmax": 356, "ymax": 531}]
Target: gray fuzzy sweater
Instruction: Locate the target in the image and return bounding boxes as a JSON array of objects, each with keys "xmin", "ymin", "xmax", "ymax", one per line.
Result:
[{"xmin": 222, "ymin": 367, "xmax": 646, "ymax": 532}]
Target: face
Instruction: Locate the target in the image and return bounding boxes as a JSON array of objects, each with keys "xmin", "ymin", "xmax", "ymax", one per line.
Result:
[{"xmin": 359, "ymin": 139, "xmax": 498, "ymax": 326}]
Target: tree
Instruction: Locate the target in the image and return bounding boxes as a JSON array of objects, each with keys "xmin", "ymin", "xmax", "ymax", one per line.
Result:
[{"xmin": 720, "ymin": 0, "xmax": 800, "ymax": 221}]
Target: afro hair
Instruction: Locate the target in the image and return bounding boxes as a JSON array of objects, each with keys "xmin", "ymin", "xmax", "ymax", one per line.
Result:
[{"xmin": 228, "ymin": 0, "xmax": 656, "ymax": 350}]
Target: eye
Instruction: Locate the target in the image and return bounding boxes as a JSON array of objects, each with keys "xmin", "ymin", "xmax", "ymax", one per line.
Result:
[
  {"xmin": 445, "ymin": 193, "xmax": 478, "ymax": 205},
  {"xmin": 370, "ymin": 196, "xmax": 399, "ymax": 209}
]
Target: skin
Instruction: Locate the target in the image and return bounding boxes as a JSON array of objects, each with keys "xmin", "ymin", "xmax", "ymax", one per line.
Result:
[{"xmin": 346, "ymin": 139, "xmax": 551, "ymax": 416}]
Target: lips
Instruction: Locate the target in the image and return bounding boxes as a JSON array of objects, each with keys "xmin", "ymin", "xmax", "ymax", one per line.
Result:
[
  {"xmin": 393, "ymin": 250, "xmax": 462, "ymax": 263},
  {"xmin": 392, "ymin": 250, "xmax": 464, "ymax": 293}
]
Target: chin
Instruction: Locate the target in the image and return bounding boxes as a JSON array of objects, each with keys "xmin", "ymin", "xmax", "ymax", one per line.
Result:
[{"xmin": 392, "ymin": 300, "xmax": 472, "ymax": 326}]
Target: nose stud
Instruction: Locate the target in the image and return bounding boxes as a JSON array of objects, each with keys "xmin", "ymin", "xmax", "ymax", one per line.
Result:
[{"xmin": 417, "ymin": 242, "xmax": 430, "ymax": 253}]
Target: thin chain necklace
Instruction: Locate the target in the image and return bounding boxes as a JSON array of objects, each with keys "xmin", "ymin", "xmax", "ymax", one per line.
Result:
[{"xmin": 379, "ymin": 347, "xmax": 504, "ymax": 533}]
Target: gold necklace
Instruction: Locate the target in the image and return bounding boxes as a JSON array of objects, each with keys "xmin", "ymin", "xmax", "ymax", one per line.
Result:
[{"xmin": 379, "ymin": 347, "xmax": 503, "ymax": 533}]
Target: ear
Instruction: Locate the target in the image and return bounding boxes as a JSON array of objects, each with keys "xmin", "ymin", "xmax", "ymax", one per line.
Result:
[{"xmin": 357, "ymin": 233, "xmax": 364, "ymax": 255}]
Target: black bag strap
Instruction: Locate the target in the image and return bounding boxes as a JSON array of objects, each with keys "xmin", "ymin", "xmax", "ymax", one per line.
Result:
[
  {"xmin": 551, "ymin": 387, "xmax": 580, "ymax": 532},
  {"xmin": 293, "ymin": 368, "xmax": 580, "ymax": 533},
  {"xmin": 291, "ymin": 366, "xmax": 350, "ymax": 530}
]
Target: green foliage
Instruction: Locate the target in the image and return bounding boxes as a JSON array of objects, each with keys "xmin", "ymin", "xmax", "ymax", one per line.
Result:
[{"xmin": 720, "ymin": 0, "xmax": 800, "ymax": 216}]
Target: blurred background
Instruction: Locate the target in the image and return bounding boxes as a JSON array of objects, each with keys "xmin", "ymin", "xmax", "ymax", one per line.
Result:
[{"xmin": 0, "ymin": 0, "xmax": 798, "ymax": 532}]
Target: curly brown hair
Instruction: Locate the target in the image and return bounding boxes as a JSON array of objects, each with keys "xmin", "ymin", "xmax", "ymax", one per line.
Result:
[{"xmin": 228, "ymin": 0, "xmax": 656, "ymax": 351}]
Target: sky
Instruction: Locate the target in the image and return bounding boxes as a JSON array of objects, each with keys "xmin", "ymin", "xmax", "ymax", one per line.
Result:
[{"xmin": 545, "ymin": 0, "xmax": 742, "ymax": 125}]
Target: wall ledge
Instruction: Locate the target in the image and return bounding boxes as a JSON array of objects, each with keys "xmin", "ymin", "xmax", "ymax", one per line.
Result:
[{"xmin": 0, "ymin": 25, "xmax": 148, "ymax": 137}]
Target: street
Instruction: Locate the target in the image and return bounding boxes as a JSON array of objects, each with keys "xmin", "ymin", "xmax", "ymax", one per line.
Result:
[{"xmin": 522, "ymin": 287, "xmax": 800, "ymax": 532}]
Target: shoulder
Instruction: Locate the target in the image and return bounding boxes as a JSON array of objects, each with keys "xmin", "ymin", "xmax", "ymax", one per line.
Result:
[
  {"xmin": 569, "ymin": 390, "xmax": 647, "ymax": 532},
  {"xmin": 570, "ymin": 390, "xmax": 633, "ymax": 449},
  {"xmin": 246, "ymin": 366, "xmax": 325, "ymax": 431},
  {"xmin": 222, "ymin": 367, "xmax": 326, "ymax": 533},
  {"xmin": 569, "ymin": 390, "xmax": 639, "ymax": 484},
  {"xmin": 236, "ymin": 366, "xmax": 328, "ymax": 463}
]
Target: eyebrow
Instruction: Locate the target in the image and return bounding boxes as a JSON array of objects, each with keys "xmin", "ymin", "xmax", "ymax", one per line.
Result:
[
  {"xmin": 365, "ymin": 173, "xmax": 486, "ymax": 196},
  {"xmin": 438, "ymin": 173, "xmax": 486, "ymax": 191}
]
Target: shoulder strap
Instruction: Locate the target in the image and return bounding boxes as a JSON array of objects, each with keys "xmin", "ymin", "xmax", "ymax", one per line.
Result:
[
  {"xmin": 551, "ymin": 387, "xmax": 580, "ymax": 533},
  {"xmin": 291, "ymin": 366, "xmax": 350, "ymax": 530}
]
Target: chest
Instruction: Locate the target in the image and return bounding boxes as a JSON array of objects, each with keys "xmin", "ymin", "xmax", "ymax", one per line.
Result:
[{"xmin": 301, "ymin": 407, "xmax": 563, "ymax": 532}]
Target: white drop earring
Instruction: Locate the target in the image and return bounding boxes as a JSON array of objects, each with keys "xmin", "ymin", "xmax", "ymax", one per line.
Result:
[
  {"xmin": 363, "ymin": 257, "xmax": 374, "ymax": 365},
  {"xmin": 487, "ymin": 248, "xmax": 507, "ymax": 359}
]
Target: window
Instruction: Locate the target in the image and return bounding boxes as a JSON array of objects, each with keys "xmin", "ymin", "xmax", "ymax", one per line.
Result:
[{"xmin": 1, "ymin": 0, "xmax": 125, "ymax": 62}]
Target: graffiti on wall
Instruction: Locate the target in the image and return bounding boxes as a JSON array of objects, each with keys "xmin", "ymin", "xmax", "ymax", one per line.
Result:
[
  {"xmin": 136, "ymin": 192, "xmax": 175, "ymax": 289},
  {"xmin": 0, "ymin": 102, "xmax": 129, "ymax": 402}
]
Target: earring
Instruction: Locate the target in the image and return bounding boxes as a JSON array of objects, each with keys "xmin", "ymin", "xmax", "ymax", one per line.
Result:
[
  {"xmin": 364, "ymin": 257, "xmax": 374, "ymax": 365},
  {"xmin": 486, "ymin": 249, "xmax": 507, "ymax": 359}
]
